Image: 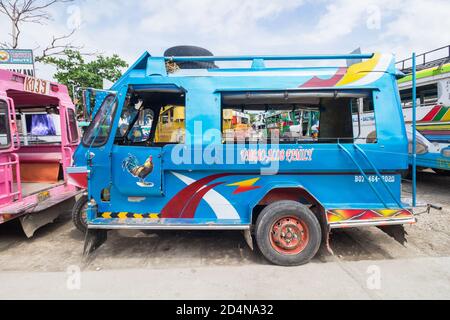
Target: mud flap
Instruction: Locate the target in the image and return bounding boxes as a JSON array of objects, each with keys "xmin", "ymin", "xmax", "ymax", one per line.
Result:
[
  {"xmin": 83, "ymin": 229, "xmax": 108, "ymax": 259},
  {"xmin": 243, "ymin": 229, "xmax": 254, "ymax": 251},
  {"xmin": 19, "ymin": 211, "xmax": 59, "ymax": 238},
  {"xmin": 19, "ymin": 198, "xmax": 76, "ymax": 238},
  {"xmin": 378, "ymin": 225, "xmax": 408, "ymax": 245},
  {"xmin": 324, "ymin": 226, "xmax": 334, "ymax": 255}
]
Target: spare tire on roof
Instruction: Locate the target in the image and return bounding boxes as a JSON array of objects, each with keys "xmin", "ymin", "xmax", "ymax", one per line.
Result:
[{"xmin": 164, "ymin": 45, "xmax": 218, "ymax": 69}]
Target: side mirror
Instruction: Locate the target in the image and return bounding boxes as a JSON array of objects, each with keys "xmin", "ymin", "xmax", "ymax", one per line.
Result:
[{"xmin": 82, "ymin": 89, "xmax": 93, "ymax": 120}]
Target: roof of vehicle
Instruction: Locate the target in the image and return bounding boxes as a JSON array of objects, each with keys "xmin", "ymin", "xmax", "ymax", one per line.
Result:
[
  {"xmin": 398, "ymin": 63, "xmax": 450, "ymax": 84},
  {"xmin": 112, "ymin": 52, "xmax": 397, "ymax": 92},
  {"xmin": 396, "ymin": 45, "xmax": 450, "ymax": 84},
  {"xmin": 0, "ymin": 69, "xmax": 74, "ymax": 107}
]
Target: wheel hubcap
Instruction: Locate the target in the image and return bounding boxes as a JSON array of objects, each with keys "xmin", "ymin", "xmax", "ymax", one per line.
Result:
[{"xmin": 270, "ymin": 217, "xmax": 309, "ymax": 255}]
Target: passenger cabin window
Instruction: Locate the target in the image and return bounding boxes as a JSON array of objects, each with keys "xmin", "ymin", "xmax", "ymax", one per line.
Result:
[
  {"xmin": 67, "ymin": 108, "xmax": 79, "ymax": 143},
  {"xmin": 221, "ymin": 91, "xmax": 374, "ymax": 144},
  {"xmin": 400, "ymin": 83, "xmax": 438, "ymax": 108},
  {"xmin": 82, "ymin": 95, "xmax": 118, "ymax": 147},
  {"xmin": 0, "ymin": 101, "xmax": 11, "ymax": 149},
  {"xmin": 114, "ymin": 89, "xmax": 185, "ymax": 146},
  {"xmin": 350, "ymin": 96, "xmax": 377, "ymax": 143},
  {"xmin": 15, "ymin": 107, "xmax": 62, "ymax": 146},
  {"xmin": 155, "ymin": 105, "xmax": 185, "ymax": 144}
]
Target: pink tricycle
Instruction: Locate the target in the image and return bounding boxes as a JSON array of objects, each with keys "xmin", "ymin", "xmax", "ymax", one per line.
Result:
[{"xmin": 0, "ymin": 69, "xmax": 82, "ymax": 236}]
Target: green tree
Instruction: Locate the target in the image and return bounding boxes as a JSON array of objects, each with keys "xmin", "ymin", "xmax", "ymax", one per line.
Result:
[{"xmin": 41, "ymin": 49, "xmax": 128, "ymax": 110}]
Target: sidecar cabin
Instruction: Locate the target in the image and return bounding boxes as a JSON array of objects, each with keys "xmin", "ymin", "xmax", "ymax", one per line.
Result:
[{"xmin": 70, "ymin": 47, "xmax": 416, "ymax": 266}]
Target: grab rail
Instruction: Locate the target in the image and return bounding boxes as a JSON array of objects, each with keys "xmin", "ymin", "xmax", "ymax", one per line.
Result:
[
  {"xmin": 166, "ymin": 53, "xmax": 374, "ymax": 62},
  {"xmin": 337, "ymin": 143, "xmax": 388, "ymax": 208},
  {"xmin": 396, "ymin": 45, "xmax": 450, "ymax": 73},
  {"xmin": 352, "ymin": 144, "xmax": 403, "ymax": 208},
  {"xmin": 7, "ymin": 98, "xmax": 20, "ymax": 151},
  {"xmin": 0, "ymin": 153, "xmax": 22, "ymax": 201}
]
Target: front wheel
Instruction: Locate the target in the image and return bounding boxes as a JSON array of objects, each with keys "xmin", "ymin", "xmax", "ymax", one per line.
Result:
[
  {"xmin": 255, "ymin": 201, "xmax": 322, "ymax": 266},
  {"xmin": 72, "ymin": 195, "xmax": 88, "ymax": 233}
]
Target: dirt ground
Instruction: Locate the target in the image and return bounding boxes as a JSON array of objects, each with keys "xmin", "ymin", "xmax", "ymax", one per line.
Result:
[{"xmin": 0, "ymin": 171, "xmax": 448, "ymax": 273}]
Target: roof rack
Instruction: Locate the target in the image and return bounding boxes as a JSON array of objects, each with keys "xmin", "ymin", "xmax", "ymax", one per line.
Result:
[
  {"xmin": 165, "ymin": 53, "xmax": 374, "ymax": 62},
  {"xmin": 396, "ymin": 45, "xmax": 450, "ymax": 74}
]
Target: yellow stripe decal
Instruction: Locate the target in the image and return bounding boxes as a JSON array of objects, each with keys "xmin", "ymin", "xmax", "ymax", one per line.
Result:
[
  {"xmin": 336, "ymin": 53, "xmax": 381, "ymax": 86},
  {"xmin": 102, "ymin": 212, "xmax": 112, "ymax": 219},
  {"xmin": 441, "ymin": 109, "xmax": 450, "ymax": 122},
  {"xmin": 99, "ymin": 212, "xmax": 161, "ymax": 219},
  {"xmin": 418, "ymin": 124, "xmax": 450, "ymax": 130}
]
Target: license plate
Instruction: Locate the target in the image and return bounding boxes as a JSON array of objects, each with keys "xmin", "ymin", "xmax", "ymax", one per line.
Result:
[
  {"xmin": 24, "ymin": 76, "xmax": 49, "ymax": 95},
  {"xmin": 37, "ymin": 191, "xmax": 50, "ymax": 203}
]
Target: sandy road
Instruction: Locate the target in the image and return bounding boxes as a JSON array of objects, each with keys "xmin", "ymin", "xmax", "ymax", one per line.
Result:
[{"xmin": 0, "ymin": 171, "xmax": 448, "ymax": 299}]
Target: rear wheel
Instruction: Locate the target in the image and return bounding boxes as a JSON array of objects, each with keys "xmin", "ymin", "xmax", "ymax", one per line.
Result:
[
  {"xmin": 434, "ymin": 169, "xmax": 450, "ymax": 176},
  {"xmin": 255, "ymin": 201, "xmax": 322, "ymax": 266},
  {"xmin": 72, "ymin": 195, "xmax": 88, "ymax": 233},
  {"xmin": 401, "ymin": 167, "xmax": 412, "ymax": 180}
]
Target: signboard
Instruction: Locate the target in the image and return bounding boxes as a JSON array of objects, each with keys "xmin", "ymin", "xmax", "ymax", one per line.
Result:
[
  {"xmin": 24, "ymin": 76, "xmax": 50, "ymax": 95},
  {"xmin": 0, "ymin": 49, "xmax": 35, "ymax": 76}
]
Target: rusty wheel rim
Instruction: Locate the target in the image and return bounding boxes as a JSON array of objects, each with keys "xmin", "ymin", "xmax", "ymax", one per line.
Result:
[{"xmin": 269, "ymin": 216, "xmax": 309, "ymax": 255}]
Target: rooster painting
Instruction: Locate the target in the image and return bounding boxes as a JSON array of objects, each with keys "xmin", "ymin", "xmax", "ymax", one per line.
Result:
[{"xmin": 122, "ymin": 154, "xmax": 154, "ymax": 187}]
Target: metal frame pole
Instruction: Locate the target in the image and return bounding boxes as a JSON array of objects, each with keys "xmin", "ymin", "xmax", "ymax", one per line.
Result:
[{"xmin": 412, "ymin": 53, "xmax": 417, "ymax": 207}]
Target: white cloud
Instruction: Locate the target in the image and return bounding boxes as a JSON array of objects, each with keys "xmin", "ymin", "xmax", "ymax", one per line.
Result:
[
  {"xmin": 302, "ymin": 1, "xmax": 365, "ymax": 43},
  {"xmin": 379, "ymin": 0, "xmax": 450, "ymax": 57},
  {"xmin": 0, "ymin": 0, "xmax": 449, "ymax": 80},
  {"xmin": 139, "ymin": 0, "xmax": 304, "ymax": 35}
]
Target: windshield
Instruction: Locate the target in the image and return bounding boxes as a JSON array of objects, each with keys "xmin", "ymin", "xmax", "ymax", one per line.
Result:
[
  {"xmin": 82, "ymin": 94, "xmax": 118, "ymax": 147},
  {"xmin": 0, "ymin": 100, "xmax": 11, "ymax": 149}
]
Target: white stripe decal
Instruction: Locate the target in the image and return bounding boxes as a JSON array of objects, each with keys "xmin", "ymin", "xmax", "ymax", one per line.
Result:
[
  {"xmin": 171, "ymin": 172, "xmax": 240, "ymax": 220},
  {"xmin": 347, "ymin": 54, "xmax": 393, "ymax": 86},
  {"xmin": 171, "ymin": 69, "xmax": 340, "ymax": 78}
]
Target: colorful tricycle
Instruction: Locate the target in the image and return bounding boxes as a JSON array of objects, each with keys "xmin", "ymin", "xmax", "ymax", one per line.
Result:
[{"xmin": 69, "ymin": 47, "xmax": 418, "ymax": 266}]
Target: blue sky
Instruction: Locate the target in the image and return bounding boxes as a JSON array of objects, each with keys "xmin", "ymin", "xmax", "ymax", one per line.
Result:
[{"xmin": 1, "ymin": 0, "xmax": 449, "ymax": 80}]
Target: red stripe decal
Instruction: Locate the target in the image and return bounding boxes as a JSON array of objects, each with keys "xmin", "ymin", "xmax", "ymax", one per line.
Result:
[
  {"xmin": 300, "ymin": 67, "xmax": 347, "ymax": 88},
  {"xmin": 180, "ymin": 182, "xmax": 224, "ymax": 219},
  {"xmin": 161, "ymin": 173, "xmax": 231, "ymax": 218},
  {"xmin": 420, "ymin": 106, "xmax": 441, "ymax": 122}
]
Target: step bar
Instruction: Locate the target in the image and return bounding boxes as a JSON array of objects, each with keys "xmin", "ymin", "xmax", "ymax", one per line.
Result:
[
  {"xmin": 329, "ymin": 217, "xmax": 416, "ymax": 229},
  {"xmin": 88, "ymin": 223, "xmax": 251, "ymax": 231}
]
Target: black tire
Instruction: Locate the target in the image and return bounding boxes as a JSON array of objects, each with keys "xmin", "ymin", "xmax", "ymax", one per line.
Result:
[
  {"xmin": 255, "ymin": 200, "xmax": 322, "ymax": 266},
  {"xmin": 401, "ymin": 167, "xmax": 412, "ymax": 180},
  {"xmin": 434, "ymin": 169, "xmax": 450, "ymax": 176},
  {"xmin": 72, "ymin": 195, "xmax": 88, "ymax": 233},
  {"xmin": 164, "ymin": 45, "xmax": 218, "ymax": 69}
]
